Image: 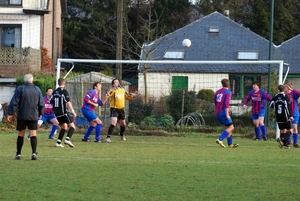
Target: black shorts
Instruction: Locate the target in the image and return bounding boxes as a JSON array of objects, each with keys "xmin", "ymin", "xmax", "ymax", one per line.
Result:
[
  {"xmin": 56, "ymin": 114, "xmax": 72, "ymax": 125},
  {"xmin": 17, "ymin": 119, "xmax": 38, "ymax": 131},
  {"xmin": 110, "ymin": 108, "xmax": 125, "ymax": 120},
  {"xmin": 277, "ymin": 120, "xmax": 292, "ymax": 130}
]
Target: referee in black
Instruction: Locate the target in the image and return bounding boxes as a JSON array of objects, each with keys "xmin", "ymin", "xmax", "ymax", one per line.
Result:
[{"xmin": 270, "ymin": 85, "xmax": 294, "ymax": 149}]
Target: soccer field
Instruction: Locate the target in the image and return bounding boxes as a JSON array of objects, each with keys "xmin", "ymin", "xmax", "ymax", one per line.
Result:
[{"xmin": 0, "ymin": 131, "xmax": 299, "ymax": 201}]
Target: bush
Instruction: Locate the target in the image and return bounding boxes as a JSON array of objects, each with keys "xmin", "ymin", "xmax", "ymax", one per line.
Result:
[
  {"xmin": 128, "ymin": 93, "xmax": 154, "ymax": 125},
  {"xmin": 158, "ymin": 114, "xmax": 174, "ymax": 128},
  {"xmin": 166, "ymin": 90, "xmax": 196, "ymax": 123},
  {"xmin": 141, "ymin": 115, "xmax": 157, "ymax": 129},
  {"xmin": 196, "ymin": 99, "xmax": 215, "ymax": 114},
  {"xmin": 197, "ymin": 89, "xmax": 215, "ymax": 102}
]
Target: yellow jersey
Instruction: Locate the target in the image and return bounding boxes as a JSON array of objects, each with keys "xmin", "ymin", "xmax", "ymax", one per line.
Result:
[{"xmin": 108, "ymin": 87, "xmax": 133, "ymax": 109}]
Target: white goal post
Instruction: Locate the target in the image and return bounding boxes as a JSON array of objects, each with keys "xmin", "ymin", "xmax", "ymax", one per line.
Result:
[{"xmin": 56, "ymin": 58, "xmax": 288, "ymax": 139}]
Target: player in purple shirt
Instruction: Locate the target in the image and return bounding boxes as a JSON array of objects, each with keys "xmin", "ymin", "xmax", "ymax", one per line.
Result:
[
  {"xmin": 81, "ymin": 82, "xmax": 109, "ymax": 142},
  {"xmin": 243, "ymin": 81, "xmax": 272, "ymax": 140},
  {"xmin": 284, "ymin": 83, "xmax": 300, "ymax": 147},
  {"xmin": 214, "ymin": 78, "xmax": 238, "ymax": 148}
]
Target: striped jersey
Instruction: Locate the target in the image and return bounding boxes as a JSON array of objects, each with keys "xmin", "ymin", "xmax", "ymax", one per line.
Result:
[
  {"xmin": 243, "ymin": 89, "xmax": 272, "ymax": 114},
  {"xmin": 50, "ymin": 87, "xmax": 70, "ymax": 116},
  {"xmin": 43, "ymin": 96, "xmax": 53, "ymax": 115},
  {"xmin": 214, "ymin": 87, "xmax": 232, "ymax": 115},
  {"xmin": 81, "ymin": 89, "xmax": 103, "ymax": 111},
  {"xmin": 286, "ymin": 89, "xmax": 300, "ymax": 116}
]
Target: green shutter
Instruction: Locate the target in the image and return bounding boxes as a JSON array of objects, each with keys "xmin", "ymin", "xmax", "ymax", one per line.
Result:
[{"xmin": 172, "ymin": 76, "xmax": 188, "ymax": 90}]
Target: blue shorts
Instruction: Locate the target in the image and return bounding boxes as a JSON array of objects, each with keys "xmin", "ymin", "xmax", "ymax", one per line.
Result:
[
  {"xmin": 292, "ymin": 115, "xmax": 299, "ymax": 125},
  {"xmin": 40, "ymin": 114, "xmax": 56, "ymax": 123},
  {"xmin": 216, "ymin": 113, "xmax": 233, "ymax": 126},
  {"xmin": 252, "ymin": 109, "xmax": 265, "ymax": 120},
  {"xmin": 82, "ymin": 109, "xmax": 98, "ymax": 122}
]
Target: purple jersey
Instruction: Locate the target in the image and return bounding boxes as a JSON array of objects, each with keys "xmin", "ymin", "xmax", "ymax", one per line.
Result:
[
  {"xmin": 286, "ymin": 89, "xmax": 300, "ymax": 116},
  {"xmin": 44, "ymin": 96, "xmax": 53, "ymax": 115},
  {"xmin": 243, "ymin": 89, "xmax": 272, "ymax": 114},
  {"xmin": 214, "ymin": 88, "xmax": 232, "ymax": 115},
  {"xmin": 81, "ymin": 89, "xmax": 103, "ymax": 111}
]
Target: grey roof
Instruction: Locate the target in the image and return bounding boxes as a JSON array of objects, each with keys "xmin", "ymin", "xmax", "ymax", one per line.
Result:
[
  {"xmin": 140, "ymin": 11, "xmax": 299, "ymax": 74},
  {"xmin": 276, "ymin": 34, "xmax": 300, "ymax": 73}
]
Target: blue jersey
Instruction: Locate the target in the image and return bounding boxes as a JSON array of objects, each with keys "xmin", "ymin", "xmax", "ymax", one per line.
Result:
[
  {"xmin": 243, "ymin": 89, "xmax": 272, "ymax": 114},
  {"xmin": 81, "ymin": 89, "xmax": 103, "ymax": 111},
  {"xmin": 286, "ymin": 89, "xmax": 300, "ymax": 116},
  {"xmin": 214, "ymin": 88, "xmax": 231, "ymax": 115}
]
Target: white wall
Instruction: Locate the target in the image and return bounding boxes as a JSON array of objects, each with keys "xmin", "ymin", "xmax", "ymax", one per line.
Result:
[{"xmin": 0, "ymin": 86, "xmax": 15, "ymax": 104}]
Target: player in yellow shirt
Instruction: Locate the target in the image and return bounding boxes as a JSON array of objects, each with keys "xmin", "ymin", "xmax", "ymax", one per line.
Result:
[{"xmin": 104, "ymin": 79, "xmax": 134, "ymax": 142}]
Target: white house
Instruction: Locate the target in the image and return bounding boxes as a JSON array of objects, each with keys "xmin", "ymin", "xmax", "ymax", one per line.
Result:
[{"xmin": 0, "ymin": 0, "xmax": 68, "ymax": 77}]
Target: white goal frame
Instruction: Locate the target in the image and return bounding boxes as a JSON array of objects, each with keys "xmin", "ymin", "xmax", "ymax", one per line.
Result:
[{"xmin": 56, "ymin": 59, "xmax": 288, "ymax": 139}]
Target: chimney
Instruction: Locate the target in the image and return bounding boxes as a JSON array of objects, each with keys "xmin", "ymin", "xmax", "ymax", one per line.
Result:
[{"xmin": 224, "ymin": 10, "xmax": 229, "ymax": 18}]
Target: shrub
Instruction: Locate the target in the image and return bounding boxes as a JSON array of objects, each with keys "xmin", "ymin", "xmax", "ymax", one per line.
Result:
[
  {"xmin": 196, "ymin": 99, "xmax": 215, "ymax": 114},
  {"xmin": 141, "ymin": 115, "xmax": 157, "ymax": 129},
  {"xmin": 128, "ymin": 93, "xmax": 154, "ymax": 125},
  {"xmin": 158, "ymin": 114, "xmax": 174, "ymax": 128},
  {"xmin": 197, "ymin": 89, "xmax": 215, "ymax": 102},
  {"xmin": 166, "ymin": 89, "xmax": 196, "ymax": 123}
]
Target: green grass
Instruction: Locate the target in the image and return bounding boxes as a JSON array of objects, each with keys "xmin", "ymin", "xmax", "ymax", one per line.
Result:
[{"xmin": 0, "ymin": 131, "xmax": 299, "ymax": 201}]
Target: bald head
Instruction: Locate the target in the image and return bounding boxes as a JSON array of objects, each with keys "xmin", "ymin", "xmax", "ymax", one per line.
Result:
[{"xmin": 24, "ymin": 74, "xmax": 33, "ymax": 84}]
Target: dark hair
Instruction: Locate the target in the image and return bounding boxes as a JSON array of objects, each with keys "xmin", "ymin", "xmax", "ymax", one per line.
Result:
[
  {"xmin": 252, "ymin": 81, "xmax": 260, "ymax": 87},
  {"xmin": 278, "ymin": 85, "xmax": 285, "ymax": 92},
  {"xmin": 93, "ymin": 82, "xmax": 100, "ymax": 89},
  {"xmin": 111, "ymin": 78, "xmax": 117, "ymax": 86},
  {"xmin": 58, "ymin": 78, "xmax": 65, "ymax": 86},
  {"xmin": 45, "ymin": 87, "xmax": 52, "ymax": 92},
  {"xmin": 221, "ymin": 78, "xmax": 229, "ymax": 88}
]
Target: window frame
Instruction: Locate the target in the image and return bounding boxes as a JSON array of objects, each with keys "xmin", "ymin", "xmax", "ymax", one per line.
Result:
[
  {"xmin": 163, "ymin": 51, "xmax": 185, "ymax": 60},
  {"xmin": 0, "ymin": 0, "xmax": 22, "ymax": 6},
  {"xmin": 237, "ymin": 51, "xmax": 259, "ymax": 60},
  {"xmin": 0, "ymin": 24, "xmax": 22, "ymax": 48}
]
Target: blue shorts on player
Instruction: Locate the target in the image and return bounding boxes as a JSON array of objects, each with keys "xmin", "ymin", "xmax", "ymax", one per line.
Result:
[
  {"xmin": 216, "ymin": 111, "xmax": 233, "ymax": 126},
  {"xmin": 81, "ymin": 108, "xmax": 98, "ymax": 122},
  {"xmin": 40, "ymin": 114, "xmax": 56, "ymax": 124},
  {"xmin": 251, "ymin": 109, "xmax": 265, "ymax": 120}
]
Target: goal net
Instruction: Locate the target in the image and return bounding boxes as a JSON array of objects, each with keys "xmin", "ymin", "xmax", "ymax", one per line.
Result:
[{"xmin": 56, "ymin": 59, "xmax": 290, "ymax": 138}]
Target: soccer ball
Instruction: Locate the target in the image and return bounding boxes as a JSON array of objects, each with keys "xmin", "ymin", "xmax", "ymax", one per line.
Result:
[{"xmin": 182, "ymin": 39, "xmax": 191, "ymax": 48}]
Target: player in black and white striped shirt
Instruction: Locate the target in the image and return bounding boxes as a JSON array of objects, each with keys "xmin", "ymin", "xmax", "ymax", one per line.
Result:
[{"xmin": 270, "ymin": 85, "xmax": 294, "ymax": 149}]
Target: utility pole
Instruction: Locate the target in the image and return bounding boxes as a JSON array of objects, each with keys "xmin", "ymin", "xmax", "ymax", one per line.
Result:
[
  {"xmin": 267, "ymin": 0, "xmax": 274, "ymax": 127},
  {"xmin": 116, "ymin": 0, "xmax": 123, "ymax": 81}
]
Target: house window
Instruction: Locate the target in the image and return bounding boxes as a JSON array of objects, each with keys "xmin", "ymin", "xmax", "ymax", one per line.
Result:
[
  {"xmin": 0, "ymin": 0, "xmax": 22, "ymax": 5},
  {"xmin": 0, "ymin": 25, "xmax": 22, "ymax": 48},
  {"xmin": 229, "ymin": 75, "xmax": 260, "ymax": 98},
  {"xmin": 163, "ymin": 51, "xmax": 184, "ymax": 60},
  {"xmin": 237, "ymin": 51, "xmax": 258, "ymax": 60},
  {"xmin": 209, "ymin": 26, "xmax": 219, "ymax": 35},
  {"xmin": 172, "ymin": 76, "xmax": 188, "ymax": 91}
]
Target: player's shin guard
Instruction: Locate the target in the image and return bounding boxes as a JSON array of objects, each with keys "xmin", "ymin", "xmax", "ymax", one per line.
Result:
[
  {"xmin": 283, "ymin": 131, "xmax": 292, "ymax": 146},
  {"xmin": 227, "ymin": 135, "xmax": 233, "ymax": 146},
  {"xmin": 84, "ymin": 125, "xmax": 95, "ymax": 139},
  {"xmin": 16, "ymin": 136, "xmax": 24, "ymax": 155},
  {"xmin": 49, "ymin": 125, "xmax": 58, "ymax": 138},
  {"xmin": 120, "ymin": 126, "xmax": 125, "ymax": 136},
  {"xmin": 30, "ymin": 136, "xmax": 37, "ymax": 154},
  {"xmin": 66, "ymin": 127, "xmax": 75, "ymax": 139},
  {"xmin": 95, "ymin": 124, "xmax": 102, "ymax": 141},
  {"xmin": 255, "ymin": 127, "xmax": 260, "ymax": 139},
  {"xmin": 57, "ymin": 129, "xmax": 66, "ymax": 142},
  {"xmin": 293, "ymin": 133, "xmax": 298, "ymax": 144},
  {"xmin": 260, "ymin": 125, "xmax": 267, "ymax": 138},
  {"xmin": 107, "ymin": 124, "xmax": 115, "ymax": 138}
]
